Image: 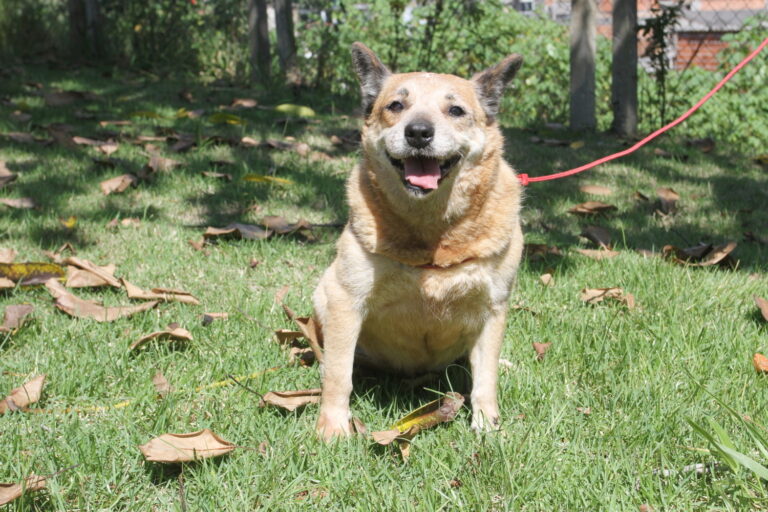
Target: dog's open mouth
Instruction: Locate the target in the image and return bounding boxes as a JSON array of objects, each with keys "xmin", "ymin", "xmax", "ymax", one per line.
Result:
[{"xmin": 388, "ymin": 154, "xmax": 461, "ymax": 194}]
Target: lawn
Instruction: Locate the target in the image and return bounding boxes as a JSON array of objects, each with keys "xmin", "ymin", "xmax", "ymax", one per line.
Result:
[{"xmin": 1, "ymin": 64, "xmax": 767, "ymax": 511}]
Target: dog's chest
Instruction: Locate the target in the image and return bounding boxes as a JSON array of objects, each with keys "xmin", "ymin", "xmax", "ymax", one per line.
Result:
[{"xmin": 357, "ymin": 259, "xmax": 496, "ymax": 372}]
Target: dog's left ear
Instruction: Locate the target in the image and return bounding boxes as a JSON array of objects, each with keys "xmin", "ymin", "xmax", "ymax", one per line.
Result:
[
  {"xmin": 471, "ymin": 54, "xmax": 523, "ymax": 121},
  {"xmin": 351, "ymin": 42, "xmax": 391, "ymax": 117}
]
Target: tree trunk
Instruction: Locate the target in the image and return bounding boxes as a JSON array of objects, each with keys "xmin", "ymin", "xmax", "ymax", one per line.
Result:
[
  {"xmin": 570, "ymin": 0, "xmax": 596, "ymax": 131},
  {"xmin": 248, "ymin": 0, "xmax": 270, "ymax": 83},
  {"xmin": 68, "ymin": 0, "xmax": 103, "ymax": 59},
  {"xmin": 611, "ymin": 0, "xmax": 638, "ymax": 136},
  {"xmin": 274, "ymin": 0, "xmax": 299, "ymax": 84}
]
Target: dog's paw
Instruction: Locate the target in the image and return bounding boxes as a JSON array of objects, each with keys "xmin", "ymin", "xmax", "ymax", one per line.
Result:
[
  {"xmin": 316, "ymin": 408, "xmax": 353, "ymax": 442},
  {"xmin": 471, "ymin": 409, "xmax": 501, "ymax": 432}
]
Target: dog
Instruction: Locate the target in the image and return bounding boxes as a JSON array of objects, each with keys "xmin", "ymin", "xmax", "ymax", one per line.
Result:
[{"xmin": 313, "ymin": 42, "xmax": 524, "ymax": 440}]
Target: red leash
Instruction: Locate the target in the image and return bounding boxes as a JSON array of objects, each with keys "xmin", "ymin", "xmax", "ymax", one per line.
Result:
[{"xmin": 517, "ymin": 36, "xmax": 768, "ymax": 186}]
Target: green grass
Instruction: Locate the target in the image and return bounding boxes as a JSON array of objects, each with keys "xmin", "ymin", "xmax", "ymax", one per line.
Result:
[{"xmin": 1, "ymin": 64, "xmax": 767, "ymax": 511}]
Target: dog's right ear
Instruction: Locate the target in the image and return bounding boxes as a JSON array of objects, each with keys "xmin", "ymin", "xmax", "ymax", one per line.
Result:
[{"xmin": 351, "ymin": 42, "xmax": 391, "ymax": 117}]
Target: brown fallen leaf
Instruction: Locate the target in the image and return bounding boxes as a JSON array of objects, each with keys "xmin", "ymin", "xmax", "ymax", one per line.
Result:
[
  {"xmin": 580, "ymin": 226, "xmax": 612, "ymax": 249},
  {"xmin": 0, "ymin": 262, "xmax": 65, "ymax": 285},
  {"xmin": 532, "ymin": 342, "xmax": 552, "ymax": 361},
  {"xmin": 65, "ymin": 264, "xmax": 116, "ymax": 288},
  {"xmin": 0, "ymin": 304, "xmax": 34, "ymax": 333},
  {"xmin": 122, "ymin": 279, "xmax": 200, "ymax": 305},
  {"xmin": 45, "ymin": 278, "xmax": 158, "ymax": 322},
  {"xmin": 138, "ymin": 429, "xmax": 235, "ymax": 463},
  {"xmin": 0, "ymin": 375, "xmax": 46, "ymax": 414},
  {"xmin": 371, "ymin": 393, "xmax": 465, "ymax": 459},
  {"xmin": 203, "ymin": 223, "xmax": 272, "ymax": 241},
  {"xmin": 579, "ymin": 185, "xmax": 613, "ymax": 196},
  {"xmin": 201, "ymin": 312, "xmax": 228, "ymax": 326},
  {"xmin": 753, "ymin": 353, "xmax": 768, "ymax": 373},
  {"xmin": 289, "ymin": 346, "xmax": 315, "ymax": 366},
  {"xmin": 145, "ymin": 154, "xmax": 181, "ymax": 174},
  {"xmin": 0, "ymin": 474, "xmax": 47, "ymax": 505},
  {"xmin": 656, "ymin": 187, "xmax": 680, "ymax": 214},
  {"xmin": 574, "ymin": 248, "xmax": 620, "ymax": 260},
  {"xmin": 0, "ymin": 277, "xmax": 15, "ymax": 289},
  {"xmin": 130, "ymin": 323, "xmax": 193, "ymax": 350},
  {"xmin": 99, "ymin": 120, "xmax": 132, "ymax": 127},
  {"xmin": 261, "ymin": 216, "xmax": 314, "ymax": 239},
  {"xmin": 633, "ymin": 191, "xmax": 650, "ymax": 201},
  {"xmin": 64, "ymin": 257, "xmax": 121, "ymax": 287},
  {"xmin": 576, "ymin": 406, "xmax": 592, "ymax": 415},
  {"xmin": 756, "ymin": 296, "xmax": 768, "ymax": 322},
  {"xmin": 0, "ymin": 161, "xmax": 17, "ymax": 188},
  {"xmin": 568, "ymin": 201, "xmax": 617, "ymax": 216},
  {"xmin": 0, "ymin": 197, "xmax": 36, "ymax": 209},
  {"xmin": 274, "ymin": 329, "xmax": 303, "ymax": 345},
  {"xmin": 259, "ymin": 388, "xmax": 322, "ymax": 411},
  {"xmin": 580, "ymin": 287, "xmax": 635, "ymax": 309},
  {"xmin": 153, "ymin": 370, "xmax": 172, "ymax": 397},
  {"xmin": 662, "ymin": 242, "xmax": 737, "ymax": 267},
  {"xmin": 523, "ymin": 243, "xmax": 562, "ymax": 261},
  {"xmin": 539, "ymin": 273, "xmax": 554, "ymax": 287},
  {"xmin": 282, "ymin": 304, "xmax": 324, "ymax": 364},
  {"xmin": 106, "ymin": 217, "xmax": 141, "ymax": 229},
  {"xmin": 0, "ymin": 248, "xmax": 16, "ymax": 263},
  {"xmin": 100, "ymin": 174, "xmax": 138, "ymax": 195},
  {"xmin": 229, "ymin": 98, "xmax": 258, "ymax": 109}
]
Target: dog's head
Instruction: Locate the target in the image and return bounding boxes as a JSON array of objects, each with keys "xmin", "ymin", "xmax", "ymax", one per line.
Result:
[{"xmin": 352, "ymin": 42, "xmax": 522, "ymax": 199}]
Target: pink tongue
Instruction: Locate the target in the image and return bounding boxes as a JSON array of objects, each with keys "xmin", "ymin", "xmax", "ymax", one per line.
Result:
[{"xmin": 403, "ymin": 157, "xmax": 441, "ymax": 190}]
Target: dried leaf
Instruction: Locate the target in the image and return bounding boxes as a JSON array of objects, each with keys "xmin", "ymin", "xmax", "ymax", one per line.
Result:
[
  {"xmin": 579, "ymin": 185, "xmax": 613, "ymax": 196},
  {"xmin": 45, "ymin": 278, "xmax": 157, "ymax": 322},
  {"xmin": 0, "ymin": 161, "xmax": 17, "ymax": 188},
  {"xmin": 0, "ymin": 248, "xmax": 17, "ymax": 263},
  {"xmin": 755, "ymin": 296, "xmax": 768, "ymax": 322},
  {"xmin": 274, "ymin": 329, "xmax": 303, "ymax": 345},
  {"xmin": 532, "ymin": 342, "xmax": 552, "ymax": 361},
  {"xmin": 243, "ymin": 174, "xmax": 295, "ymax": 186},
  {"xmin": 146, "ymin": 154, "xmax": 181, "ymax": 173},
  {"xmin": 523, "ymin": 243, "xmax": 562, "ymax": 261},
  {"xmin": 138, "ymin": 429, "xmax": 235, "ymax": 463},
  {"xmin": 0, "ymin": 375, "xmax": 45, "ymax": 414},
  {"xmin": 576, "ymin": 406, "xmax": 592, "ymax": 415},
  {"xmin": 99, "ymin": 174, "xmax": 139, "ymax": 195},
  {"xmin": 229, "ymin": 98, "xmax": 258, "ymax": 109},
  {"xmin": 153, "ymin": 371, "xmax": 172, "ymax": 397},
  {"xmin": 258, "ymin": 389, "xmax": 322, "ymax": 411},
  {"xmin": 656, "ymin": 187, "xmax": 680, "ymax": 214},
  {"xmin": 262, "ymin": 216, "xmax": 314, "ymax": 238},
  {"xmin": 282, "ymin": 304, "xmax": 324, "ymax": 364},
  {"xmin": 289, "ymin": 346, "xmax": 315, "ymax": 366},
  {"xmin": 273, "ymin": 103, "xmax": 316, "ymax": 118},
  {"xmin": 573, "ymin": 248, "xmax": 620, "ymax": 260},
  {"xmin": 568, "ymin": 201, "xmax": 617, "ymax": 215},
  {"xmin": 122, "ymin": 279, "xmax": 200, "ymax": 305},
  {"xmin": 0, "ymin": 277, "xmax": 14, "ymax": 289},
  {"xmin": 99, "ymin": 119, "xmax": 132, "ymax": 127},
  {"xmin": 539, "ymin": 273, "xmax": 554, "ymax": 286},
  {"xmin": 0, "ymin": 304, "xmax": 34, "ymax": 332},
  {"xmin": 203, "ymin": 223, "xmax": 272, "ymax": 241},
  {"xmin": 201, "ymin": 312, "xmax": 228, "ymax": 326},
  {"xmin": 106, "ymin": 217, "xmax": 141, "ymax": 229},
  {"xmin": 580, "ymin": 287, "xmax": 635, "ymax": 309},
  {"xmin": 0, "ymin": 197, "xmax": 36, "ymax": 209},
  {"xmin": 0, "ymin": 262, "xmax": 65, "ymax": 285},
  {"xmin": 64, "ymin": 257, "xmax": 121, "ymax": 287},
  {"xmin": 131, "ymin": 324, "xmax": 192, "ymax": 350},
  {"xmin": 663, "ymin": 242, "xmax": 737, "ymax": 267},
  {"xmin": 0, "ymin": 474, "xmax": 47, "ymax": 505},
  {"xmin": 580, "ymin": 226, "xmax": 612, "ymax": 249},
  {"xmin": 633, "ymin": 191, "xmax": 650, "ymax": 201},
  {"xmin": 753, "ymin": 353, "xmax": 768, "ymax": 373}
]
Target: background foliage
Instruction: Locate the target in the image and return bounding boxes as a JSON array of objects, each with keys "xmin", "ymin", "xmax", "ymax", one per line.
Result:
[{"xmin": 0, "ymin": 0, "xmax": 765, "ymax": 153}]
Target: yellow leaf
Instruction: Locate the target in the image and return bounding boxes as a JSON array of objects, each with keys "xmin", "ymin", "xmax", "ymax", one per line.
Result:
[
  {"xmin": 570, "ymin": 140, "xmax": 585, "ymax": 149},
  {"xmin": 393, "ymin": 392, "xmax": 464, "ymax": 432},
  {"xmin": 243, "ymin": 174, "xmax": 294, "ymax": 185},
  {"xmin": 208, "ymin": 112, "xmax": 246, "ymax": 125},
  {"xmin": 59, "ymin": 216, "xmax": 77, "ymax": 229},
  {"xmin": 0, "ymin": 262, "xmax": 65, "ymax": 285},
  {"xmin": 129, "ymin": 110, "xmax": 163, "ymax": 119},
  {"xmin": 274, "ymin": 104, "xmax": 316, "ymax": 118}
]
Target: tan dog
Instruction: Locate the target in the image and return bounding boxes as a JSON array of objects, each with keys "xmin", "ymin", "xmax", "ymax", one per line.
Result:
[{"xmin": 313, "ymin": 42, "xmax": 524, "ymax": 440}]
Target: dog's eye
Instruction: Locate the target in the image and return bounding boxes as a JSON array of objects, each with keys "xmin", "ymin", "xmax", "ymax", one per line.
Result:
[
  {"xmin": 386, "ymin": 101, "xmax": 404, "ymax": 113},
  {"xmin": 448, "ymin": 106, "xmax": 466, "ymax": 117}
]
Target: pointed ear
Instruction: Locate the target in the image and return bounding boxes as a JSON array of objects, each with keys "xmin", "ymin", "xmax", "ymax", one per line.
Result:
[
  {"xmin": 471, "ymin": 54, "xmax": 523, "ymax": 121},
  {"xmin": 351, "ymin": 42, "xmax": 391, "ymax": 117}
]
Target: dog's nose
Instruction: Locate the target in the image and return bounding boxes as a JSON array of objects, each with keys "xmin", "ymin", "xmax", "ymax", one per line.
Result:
[{"xmin": 404, "ymin": 120, "xmax": 434, "ymax": 149}]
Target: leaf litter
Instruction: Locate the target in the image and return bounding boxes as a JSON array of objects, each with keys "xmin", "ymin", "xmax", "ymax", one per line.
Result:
[
  {"xmin": 45, "ymin": 278, "xmax": 158, "ymax": 322},
  {"xmin": 0, "ymin": 304, "xmax": 35, "ymax": 332},
  {"xmin": 0, "ymin": 375, "xmax": 46, "ymax": 414},
  {"xmin": 139, "ymin": 429, "xmax": 235, "ymax": 463},
  {"xmin": 131, "ymin": 323, "xmax": 193, "ymax": 351},
  {"xmin": 0, "ymin": 474, "xmax": 47, "ymax": 505},
  {"xmin": 122, "ymin": 279, "xmax": 200, "ymax": 305},
  {"xmin": 580, "ymin": 287, "xmax": 636, "ymax": 309},
  {"xmin": 258, "ymin": 389, "xmax": 322, "ymax": 411}
]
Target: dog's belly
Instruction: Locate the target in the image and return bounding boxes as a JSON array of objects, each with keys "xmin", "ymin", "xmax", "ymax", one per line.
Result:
[{"xmin": 356, "ymin": 265, "xmax": 493, "ymax": 373}]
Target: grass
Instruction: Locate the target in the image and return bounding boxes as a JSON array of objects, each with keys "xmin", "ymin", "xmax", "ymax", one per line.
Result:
[{"xmin": 1, "ymin": 63, "xmax": 767, "ymax": 511}]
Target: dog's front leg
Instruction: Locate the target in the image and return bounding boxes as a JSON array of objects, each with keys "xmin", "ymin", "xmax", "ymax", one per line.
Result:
[
  {"xmin": 316, "ymin": 297, "xmax": 362, "ymax": 441},
  {"xmin": 468, "ymin": 307, "xmax": 507, "ymax": 431}
]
